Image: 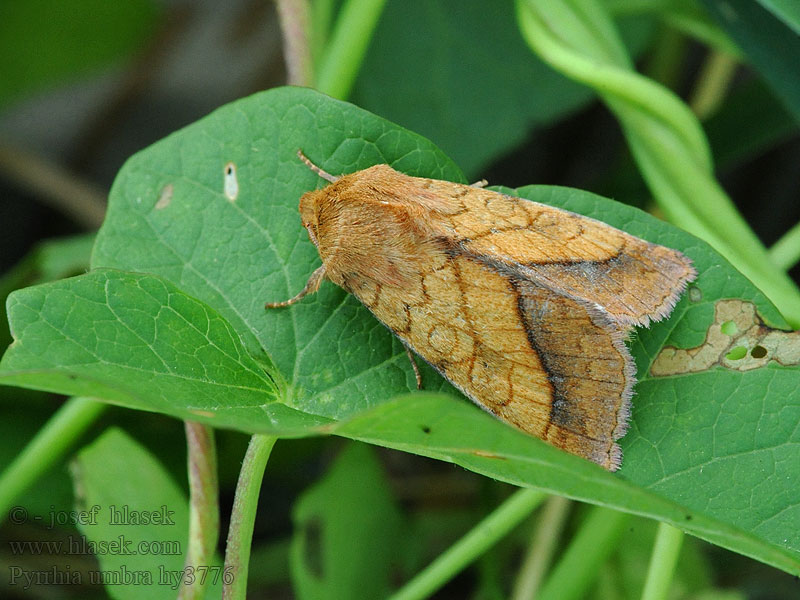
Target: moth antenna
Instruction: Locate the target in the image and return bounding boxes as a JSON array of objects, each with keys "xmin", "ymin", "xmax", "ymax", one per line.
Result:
[{"xmin": 297, "ymin": 150, "xmax": 339, "ymax": 183}]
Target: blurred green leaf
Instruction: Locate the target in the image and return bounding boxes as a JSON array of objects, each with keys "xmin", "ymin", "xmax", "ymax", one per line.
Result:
[
  {"xmin": 290, "ymin": 443, "xmax": 403, "ymax": 599},
  {"xmin": 351, "ymin": 0, "xmax": 659, "ymax": 177},
  {"xmin": 352, "ymin": 0, "xmax": 597, "ymax": 176},
  {"xmin": 705, "ymin": 79, "xmax": 799, "ymax": 169},
  {"xmin": 0, "ymin": 0, "xmax": 158, "ymax": 107},
  {"xmin": 756, "ymin": 0, "xmax": 800, "ymax": 34},
  {"xmin": 701, "ymin": 0, "xmax": 800, "ymax": 122},
  {"xmin": 0, "ymin": 87, "xmax": 798, "ymax": 576}
]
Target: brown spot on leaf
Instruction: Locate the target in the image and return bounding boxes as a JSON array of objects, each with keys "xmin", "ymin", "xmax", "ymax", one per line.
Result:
[
  {"xmin": 155, "ymin": 184, "xmax": 173, "ymax": 209},
  {"xmin": 470, "ymin": 449, "xmax": 507, "ymax": 460},
  {"xmin": 188, "ymin": 409, "xmax": 216, "ymax": 418},
  {"xmin": 651, "ymin": 299, "xmax": 800, "ymax": 375}
]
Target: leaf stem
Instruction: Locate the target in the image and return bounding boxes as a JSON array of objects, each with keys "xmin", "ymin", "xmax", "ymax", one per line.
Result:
[
  {"xmin": 222, "ymin": 434, "xmax": 277, "ymax": 600},
  {"xmin": 275, "ymin": 0, "xmax": 314, "ymax": 86},
  {"xmin": 640, "ymin": 523, "xmax": 684, "ymax": 600},
  {"xmin": 179, "ymin": 422, "xmax": 219, "ymax": 600},
  {"xmin": 536, "ymin": 506, "xmax": 628, "ymax": 600},
  {"xmin": 511, "ymin": 495, "xmax": 571, "ymax": 600},
  {"xmin": 388, "ymin": 488, "xmax": 546, "ymax": 600},
  {"xmin": 689, "ymin": 50, "xmax": 738, "ymax": 118},
  {"xmin": 0, "ymin": 396, "xmax": 105, "ymax": 520},
  {"xmin": 0, "ymin": 144, "xmax": 106, "ymax": 229},
  {"xmin": 769, "ymin": 220, "xmax": 800, "ymax": 272},
  {"xmin": 313, "ymin": 0, "xmax": 387, "ymax": 99}
]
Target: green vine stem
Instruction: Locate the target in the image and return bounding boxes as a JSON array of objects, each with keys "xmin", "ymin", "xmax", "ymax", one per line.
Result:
[
  {"xmin": 178, "ymin": 422, "xmax": 219, "ymax": 600},
  {"xmin": 388, "ymin": 488, "xmax": 546, "ymax": 600},
  {"xmin": 222, "ymin": 434, "xmax": 277, "ymax": 600},
  {"xmin": 515, "ymin": 0, "xmax": 800, "ymax": 327},
  {"xmin": 770, "ymin": 220, "xmax": 800, "ymax": 272},
  {"xmin": 511, "ymin": 495, "xmax": 572, "ymax": 600},
  {"xmin": 605, "ymin": 0, "xmax": 742, "ymax": 57},
  {"xmin": 640, "ymin": 523, "xmax": 684, "ymax": 600},
  {"xmin": 537, "ymin": 506, "xmax": 628, "ymax": 600},
  {"xmin": 313, "ymin": 0, "xmax": 387, "ymax": 99},
  {"xmin": 689, "ymin": 50, "xmax": 739, "ymax": 118},
  {"xmin": 0, "ymin": 396, "xmax": 105, "ymax": 519}
]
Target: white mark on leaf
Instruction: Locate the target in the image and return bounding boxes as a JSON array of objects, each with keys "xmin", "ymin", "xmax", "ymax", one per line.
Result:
[{"xmin": 224, "ymin": 162, "xmax": 238, "ymax": 201}]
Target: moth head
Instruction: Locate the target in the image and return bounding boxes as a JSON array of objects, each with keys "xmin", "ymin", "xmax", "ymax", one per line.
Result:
[{"xmin": 299, "ymin": 187, "xmax": 330, "ymax": 249}]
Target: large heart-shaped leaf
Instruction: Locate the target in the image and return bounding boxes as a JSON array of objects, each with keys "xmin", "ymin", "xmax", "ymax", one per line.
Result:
[{"xmin": 1, "ymin": 87, "xmax": 798, "ymax": 575}]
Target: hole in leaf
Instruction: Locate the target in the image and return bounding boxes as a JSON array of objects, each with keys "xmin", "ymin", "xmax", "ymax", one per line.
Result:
[
  {"xmin": 750, "ymin": 345, "xmax": 767, "ymax": 358},
  {"xmin": 725, "ymin": 346, "xmax": 747, "ymax": 360},
  {"xmin": 720, "ymin": 320, "xmax": 738, "ymax": 336}
]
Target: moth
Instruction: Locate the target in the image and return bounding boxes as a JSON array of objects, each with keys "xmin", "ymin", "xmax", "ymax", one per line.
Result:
[{"xmin": 266, "ymin": 151, "xmax": 696, "ymax": 470}]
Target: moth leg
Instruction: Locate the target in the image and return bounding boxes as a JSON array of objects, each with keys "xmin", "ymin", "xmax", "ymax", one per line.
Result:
[
  {"xmin": 470, "ymin": 179, "xmax": 488, "ymax": 188},
  {"xmin": 297, "ymin": 150, "xmax": 339, "ymax": 183},
  {"xmin": 265, "ymin": 265, "xmax": 326, "ymax": 308},
  {"xmin": 402, "ymin": 342, "xmax": 423, "ymax": 389}
]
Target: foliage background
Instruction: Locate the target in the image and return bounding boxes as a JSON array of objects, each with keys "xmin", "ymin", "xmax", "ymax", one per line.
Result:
[{"xmin": 1, "ymin": 0, "xmax": 799, "ymax": 598}]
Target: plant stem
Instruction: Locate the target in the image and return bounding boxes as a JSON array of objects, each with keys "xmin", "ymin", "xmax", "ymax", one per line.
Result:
[
  {"xmin": 314, "ymin": 0, "xmax": 387, "ymax": 99},
  {"xmin": 605, "ymin": 0, "xmax": 742, "ymax": 57},
  {"xmin": 537, "ymin": 505, "xmax": 628, "ymax": 600},
  {"xmin": 0, "ymin": 396, "xmax": 105, "ymax": 520},
  {"xmin": 388, "ymin": 488, "xmax": 546, "ymax": 600},
  {"xmin": 179, "ymin": 422, "xmax": 219, "ymax": 600},
  {"xmin": 689, "ymin": 50, "xmax": 738, "ymax": 118},
  {"xmin": 640, "ymin": 523, "xmax": 684, "ymax": 600},
  {"xmin": 275, "ymin": 0, "xmax": 314, "ymax": 86},
  {"xmin": 0, "ymin": 144, "xmax": 106, "ymax": 229},
  {"xmin": 222, "ymin": 434, "xmax": 277, "ymax": 600},
  {"xmin": 511, "ymin": 495, "xmax": 571, "ymax": 600},
  {"xmin": 769, "ymin": 220, "xmax": 800, "ymax": 272}
]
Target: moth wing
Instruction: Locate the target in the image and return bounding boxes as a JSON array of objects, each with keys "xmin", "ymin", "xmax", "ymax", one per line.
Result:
[
  {"xmin": 428, "ymin": 186, "xmax": 695, "ymax": 327},
  {"xmin": 349, "ymin": 247, "xmax": 633, "ymax": 471}
]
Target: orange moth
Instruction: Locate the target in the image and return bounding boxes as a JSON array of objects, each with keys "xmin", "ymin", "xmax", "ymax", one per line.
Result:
[{"xmin": 266, "ymin": 151, "xmax": 696, "ymax": 470}]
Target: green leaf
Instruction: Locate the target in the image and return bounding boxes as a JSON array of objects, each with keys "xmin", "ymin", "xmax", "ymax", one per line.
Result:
[
  {"xmin": 90, "ymin": 86, "xmax": 464, "ymax": 419},
  {"xmin": 290, "ymin": 442, "xmax": 403, "ymax": 599},
  {"xmin": 351, "ymin": 0, "xmax": 658, "ymax": 177},
  {"xmin": 705, "ymin": 79, "xmax": 799, "ymax": 169},
  {"xmin": 701, "ymin": 0, "xmax": 800, "ymax": 122},
  {"xmin": 73, "ymin": 427, "xmax": 215, "ymax": 599},
  {"xmin": 0, "ymin": 268, "xmax": 325, "ymax": 433},
  {"xmin": 0, "ymin": 0, "xmax": 158, "ymax": 107},
  {"xmin": 1, "ymin": 87, "xmax": 798, "ymax": 575}
]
